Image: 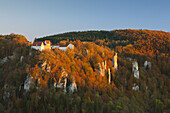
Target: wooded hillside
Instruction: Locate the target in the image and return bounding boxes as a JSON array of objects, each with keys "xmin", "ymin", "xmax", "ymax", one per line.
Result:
[
  {"xmin": 0, "ymin": 32, "xmax": 169, "ymax": 113},
  {"xmin": 36, "ymin": 29, "xmax": 170, "ymax": 54}
]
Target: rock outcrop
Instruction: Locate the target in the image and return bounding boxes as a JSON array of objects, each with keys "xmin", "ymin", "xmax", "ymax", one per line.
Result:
[
  {"xmin": 112, "ymin": 53, "xmax": 118, "ymax": 71},
  {"xmin": 24, "ymin": 75, "xmax": 34, "ymax": 91},
  {"xmin": 132, "ymin": 61, "xmax": 139, "ymax": 79},
  {"xmin": 108, "ymin": 68, "xmax": 111, "ymax": 84},
  {"xmin": 98, "ymin": 60, "xmax": 107, "ymax": 76},
  {"xmin": 41, "ymin": 60, "xmax": 51, "ymax": 72},
  {"xmin": 0, "ymin": 57, "xmax": 8, "ymax": 65},
  {"xmin": 0, "ymin": 53, "xmax": 16, "ymax": 65},
  {"xmin": 20, "ymin": 56, "xmax": 24, "ymax": 63},
  {"xmin": 132, "ymin": 83, "xmax": 139, "ymax": 91},
  {"xmin": 3, "ymin": 84, "xmax": 10, "ymax": 99},
  {"xmin": 69, "ymin": 77, "xmax": 77, "ymax": 93},
  {"xmin": 56, "ymin": 69, "xmax": 68, "ymax": 92},
  {"xmin": 132, "ymin": 61, "xmax": 138, "ymax": 72},
  {"xmin": 144, "ymin": 61, "xmax": 151, "ymax": 70}
]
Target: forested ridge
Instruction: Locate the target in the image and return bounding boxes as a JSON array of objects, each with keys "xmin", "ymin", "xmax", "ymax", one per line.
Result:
[
  {"xmin": 37, "ymin": 29, "xmax": 170, "ymax": 55},
  {"xmin": 0, "ymin": 30, "xmax": 169, "ymax": 113}
]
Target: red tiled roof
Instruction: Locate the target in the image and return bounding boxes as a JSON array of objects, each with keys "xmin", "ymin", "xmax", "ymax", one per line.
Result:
[
  {"xmin": 32, "ymin": 41, "xmax": 44, "ymax": 46},
  {"xmin": 45, "ymin": 40, "xmax": 51, "ymax": 44}
]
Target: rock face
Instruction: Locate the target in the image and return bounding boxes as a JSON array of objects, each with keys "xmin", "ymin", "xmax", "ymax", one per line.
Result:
[
  {"xmin": 41, "ymin": 60, "xmax": 47, "ymax": 69},
  {"xmin": 132, "ymin": 83, "xmax": 139, "ymax": 91},
  {"xmin": 131, "ymin": 60, "xmax": 140, "ymax": 91},
  {"xmin": 85, "ymin": 49, "xmax": 89, "ymax": 55},
  {"xmin": 132, "ymin": 61, "xmax": 139, "ymax": 79},
  {"xmin": 69, "ymin": 77, "xmax": 77, "ymax": 93},
  {"xmin": 98, "ymin": 61, "xmax": 112, "ymax": 84},
  {"xmin": 56, "ymin": 69, "xmax": 68, "ymax": 92},
  {"xmin": 113, "ymin": 53, "xmax": 118, "ymax": 71},
  {"xmin": 0, "ymin": 57, "xmax": 7, "ymax": 64},
  {"xmin": 108, "ymin": 68, "xmax": 111, "ymax": 84},
  {"xmin": 41, "ymin": 60, "xmax": 51, "ymax": 72},
  {"xmin": 132, "ymin": 61, "xmax": 138, "ymax": 72},
  {"xmin": 46, "ymin": 64, "xmax": 51, "ymax": 73},
  {"xmin": 8, "ymin": 55, "xmax": 15, "ymax": 60},
  {"xmin": 144, "ymin": 61, "xmax": 151, "ymax": 70},
  {"xmin": 0, "ymin": 53, "xmax": 16, "ymax": 65},
  {"xmin": 20, "ymin": 56, "xmax": 24, "ymax": 63},
  {"xmin": 24, "ymin": 75, "xmax": 34, "ymax": 91},
  {"xmin": 134, "ymin": 70, "xmax": 139, "ymax": 79},
  {"xmin": 98, "ymin": 60, "xmax": 107, "ymax": 76},
  {"xmin": 3, "ymin": 84, "xmax": 10, "ymax": 99}
]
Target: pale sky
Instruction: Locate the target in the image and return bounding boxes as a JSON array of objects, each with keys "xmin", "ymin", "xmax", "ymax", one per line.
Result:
[{"xmin": 0, "ymin": 0, "xmax": 169, "ymax": 42}]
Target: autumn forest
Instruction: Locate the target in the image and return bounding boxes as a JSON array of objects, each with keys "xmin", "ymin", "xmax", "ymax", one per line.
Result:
[{"xmin": 0, "ymin": 29, "xmax": 169, "ymax": 113}]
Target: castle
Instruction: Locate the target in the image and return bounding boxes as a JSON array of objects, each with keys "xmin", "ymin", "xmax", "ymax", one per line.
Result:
[
  {"xmin": 31, "ymin": 40, "xmax": 74, "ymax": 51},
  {"xmin": 31, "ymin": 40, "xmax": 51, "ymax": 51}
]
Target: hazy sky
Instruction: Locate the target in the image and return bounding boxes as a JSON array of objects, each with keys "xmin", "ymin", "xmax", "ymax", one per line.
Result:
[{"xmin": 0, "ymin": 0, "xmax": 169, "ymax": 42}]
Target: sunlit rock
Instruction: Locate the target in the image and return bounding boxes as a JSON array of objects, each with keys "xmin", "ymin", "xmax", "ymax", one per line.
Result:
[
  {"xmin": 98, "ymin": 63, "xmax": 103, "ymax": 76},
  {"xmin": 46, "ymin": 64, "xmax": 51, "ymax": 72},
  {"xmin": 98, "ymin": 60, "xmax": 107, "ymax": 76},
  {"xmin": 41, "ymin": 60, "xmax": 47, "ymax": 70},
  {"xmin": 108, "ymin": 68, "xmax": 111, "ymax": 84},
  {"xmin": 41, "ymin": 60, "xmax": 51, "ymax": 72},
  {"xmin": 85, "ymin": 49, "xmax": 89, "ymax": 55},
  {"xmin": 112, "ymin": 53, "xmax": 118, "ymax": 71},
  {"xmin": 102, "ymin": 52, "xmax": 105, "ymax": 57}
]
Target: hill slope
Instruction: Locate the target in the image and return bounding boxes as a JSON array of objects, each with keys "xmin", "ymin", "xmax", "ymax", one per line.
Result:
[
  {"xmin": 0, "ymin": 34, "xmax": 30, "ymax": 58},
  {"xmin": 36, "ymin": 29, "xmax": 170, "ymax": 54},
  {"xmin": 0, "ymin": 32, "xmax": 169, "ymax": 112}
]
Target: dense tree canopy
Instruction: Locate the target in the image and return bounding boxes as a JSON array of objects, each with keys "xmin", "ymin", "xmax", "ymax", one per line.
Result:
[
  {"xmin": 0, "ymin": 30, "xmax": 169, "ymax": 113},
  {"xmin": 36, "ymin": 29, "xmax": 170, "ymax": 54}
]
